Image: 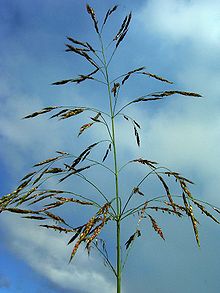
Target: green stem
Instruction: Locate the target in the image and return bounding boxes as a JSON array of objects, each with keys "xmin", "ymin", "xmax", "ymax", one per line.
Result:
[{"xmin": 100, "ymin": 36, "xmax": 122, "ymax": 293}]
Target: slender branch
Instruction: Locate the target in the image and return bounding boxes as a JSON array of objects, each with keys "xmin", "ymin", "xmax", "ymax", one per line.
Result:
[
  {"xmin": 121, "ymin": 170, "xmax": 154, "ymax": 216},
  {"xmin": 121, "ymin": 195, "xmax": 183, "ymax": 220},
  {"xmin": 107, "ymin": 47, "xmax": 117, "ymax": 68},
  {"xmin": 76, "ymin": 173, "xmax": 108, "ymax": 202},
  {"xmin": 92, "ymin": 241, "xmax": 117, "ymax": 276},
  {"xmin": 92, "ymin": 77, "xmax": 108, "ymax": 85},
  {"xmin": 84, "ymin": 157, "xmax": 115, "ymax": 175},
  {"xmin": 100, "ymin": 114, "xmax": 113, "ymax": 142},
  {"xmin": 113, "ymin": 87, "xmax": 121, "ymax": 115},
  {"xmin": 114, "ymin": 100, "xmax": 134, "ymax": 117}
]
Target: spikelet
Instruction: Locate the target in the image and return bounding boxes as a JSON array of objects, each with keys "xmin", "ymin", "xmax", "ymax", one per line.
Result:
[
  {"xmin": 33, "ymin": 156, "xmax": 60, "ymax": 167},
  {"xmin": 137, "ymin": 201, "xmax": 148, "ymax": 225},
  {"xmin": 111, "ymin": 82, "xmax": 120, "ymax": 97},
  {"xmin": 70, "ymin": 142, "xmax": 99, "ymax": 168},
  {"xmin": 22, "ymin": 216, "xmax": 47, "ymax": 220},
  {"xmin": 148, "ymin": 215, "xmax": 165, "ymax": 240},
  {"xmin": 133, "ymin": 125, "xmax": 140, "ymax": 147},
  {"xmin": 179, "ymin": 180, "xmax": 193, "ymax": 199},
  {"xmin": 125, "ymin": 229, "xmax": 141, "ymax": 249},
  {"xmin": 102, "ymin": 5, "xmax": 118, "ymax": 27},
  {"xmin": 85, "ymin": 217, "xmax": 107, "ymax": 252},
  {"xmin": 90, "ymin": 112, "xmax": 101, "ymax": 122},
  {"xmin": 148, "ymin": 206, "xmax": 182, "ymax": 217},
  {"xmin": 192, "ymin": 201, "xmax": 220, "ymax": 224},
  {"xmin": 133, "ymin": 119, "xmax": 141, "ymax": 129},
  {"xmin": 4, "ymin": 208, "xmax": 39, "ymax": 214},
  {"xmin": 59, "ymin": 165, "xmax": 91, "ymax": 182},
  {"xmin": 41, "ymin": 201, "xmax": 65, "ymax": 211},
  {"xmin": 157, "ymin": 175, "xmax": 176, "ymax": 212},
  {"xmin": 78, "ymin": 123, "xmax": 94, "ymax": 136},
  {"xmin": 83, "ymin": 203, "xmax": 110, "ymax": 252},
  {"xmin": 67, "ymin": 226, "xmax": 84, "ymax": 245},
  {"xmin": 85, "ymin": 224, "xmax": 103, "ymax": 250},
  {"xmin": 50, "ymin": 109, "xmax": 69, "ymax": 119},
  {"xmin": 131, "ymin": 97, "xmax": 163, "ymax": 104},
  {"xmin": 14, "ymin": 179, "xmax": 32, "ymax": 193},
  {"xmin": 66, "ymin": 37, "xmax": 88, "ymax": 48},
  {"xmin": 121, "ymin": 67, "xmax": 145, "ymax": 85},
  {"xmin": 23, "ymin": 107, "xmax": 59, "ymax": 119},
  {"xmin": 52, "ymin": 79, "xmax": 74, "ymax": 85},
  {"xmin": 132, "ymin": 158, "xmax": 158, "ymax": 168},
  {"xmin": 20, "ymin": 172, "xmax": 36, "ymax": 181},
  {"xmin": 60, "ymin": 109, "xmax": 84, "ymax": 119},
  {"xmin": 69, "ymin": 216, "xmax": 97, "ymax": 262},
  {"xmin": 114, "ymin": 12, "xmax": 132, "ymax": 47},
  {"xmin": 86, "ymin": 4, "xmax": 99, "ymax": 34},
  {"xmin": 141, "ymin": 71, "xmax": 173, "ymax": 84},
  {"xmin": 164, "ymin": 201, "xmax": 187, "ymax": 212},
  {"xmin": 65, "ymin": 44, "xmax": 89, "ymax": 54},
  {"xmin": 102, "ymin": 143, "xmax": 112, "ymax": 162},
  {"xmin": 16, "ymin": 187, "xmax": 38, "ymax": 206},
  {"xmin": 85, "ymin": 42, "xmax": 96, "ymax": 53},
  {"xmin": 44, "ymin": 211, "xmax": 66, "ymax": 224},
  {"xmin": 213, "ymin": 207, "xmax": 220, "ymax": 214},
  {"xmin": 150, "ymin": 90, "xmax": 202, "ymax": 98},
  {"xmin": 55, "ymin": 197, "xmax": 93, "ymax": 206},
  {"xmin": 45, "ymin": 168, "xmax": 64, "ymax": 174},
  {"xmin": 56, "ymin": 150, "xmax": 69, "ymax": 155},
  {"xmin": 133, "ymin": 187, "xmax": 144, "ymax": 196},
  {"xmin": 189, "ymin": 205, "xmax": 200, "ymax": 247}
]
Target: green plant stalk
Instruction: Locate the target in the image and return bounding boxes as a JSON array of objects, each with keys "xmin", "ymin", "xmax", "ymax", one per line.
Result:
[
  {"xmin": 100, "ymin": 38, "xmax": 121, "ymax": 292},
  {"xmin": 107, "ymin": 65, "xmax": 121, "ymax": 293}
]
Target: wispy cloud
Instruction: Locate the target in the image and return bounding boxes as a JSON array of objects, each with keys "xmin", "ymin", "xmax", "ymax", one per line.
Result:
[
  {"xmin": 2, "ymin": 214, "xmax": 115, "ymax": 293},
  {"xmin": 138, "ymin": 0, "xmax": 220, "ymax": 48},
  {"xmin": 129, "ymin": 0, "xmax": 220, "ymax": 205}
]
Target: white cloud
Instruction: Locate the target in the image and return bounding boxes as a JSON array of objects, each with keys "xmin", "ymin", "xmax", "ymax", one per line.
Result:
[
  {"xmin": 1, "ymin": 214, "xmax": 115, "ymax": 293},
  {"xmin": 138, "ymin": 0, "xmax": 220, "ymax": 49},
  {"xmin": 121, "ymin": 0, "xmax": 220, "ymax": 206}
]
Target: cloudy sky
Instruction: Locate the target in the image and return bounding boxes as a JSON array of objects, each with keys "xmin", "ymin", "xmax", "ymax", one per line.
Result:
[{"xmin": 0, "ymin": 0, "xmax": 220, "ymax": 292}]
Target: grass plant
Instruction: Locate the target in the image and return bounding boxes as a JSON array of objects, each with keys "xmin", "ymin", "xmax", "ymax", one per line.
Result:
[{"xmin": 1, "ymin": 4, "xmax": 219, "ymax": 293}]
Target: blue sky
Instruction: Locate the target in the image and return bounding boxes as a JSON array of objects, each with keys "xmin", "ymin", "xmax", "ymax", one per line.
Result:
[{"xmin": 0, "ymin": 0, "xmax": 220, "ymax": 292}]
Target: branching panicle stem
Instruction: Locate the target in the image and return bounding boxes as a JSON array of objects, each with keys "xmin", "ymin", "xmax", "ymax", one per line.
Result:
[{"xmin": 99, "ymin": 34, "xmax": 122, "ymax": 292}]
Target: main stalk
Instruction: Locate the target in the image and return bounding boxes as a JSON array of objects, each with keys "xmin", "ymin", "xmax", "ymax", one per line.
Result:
[{"xmin": 101, "ymin": 40, "xmax": 122, "ymax": 293}]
